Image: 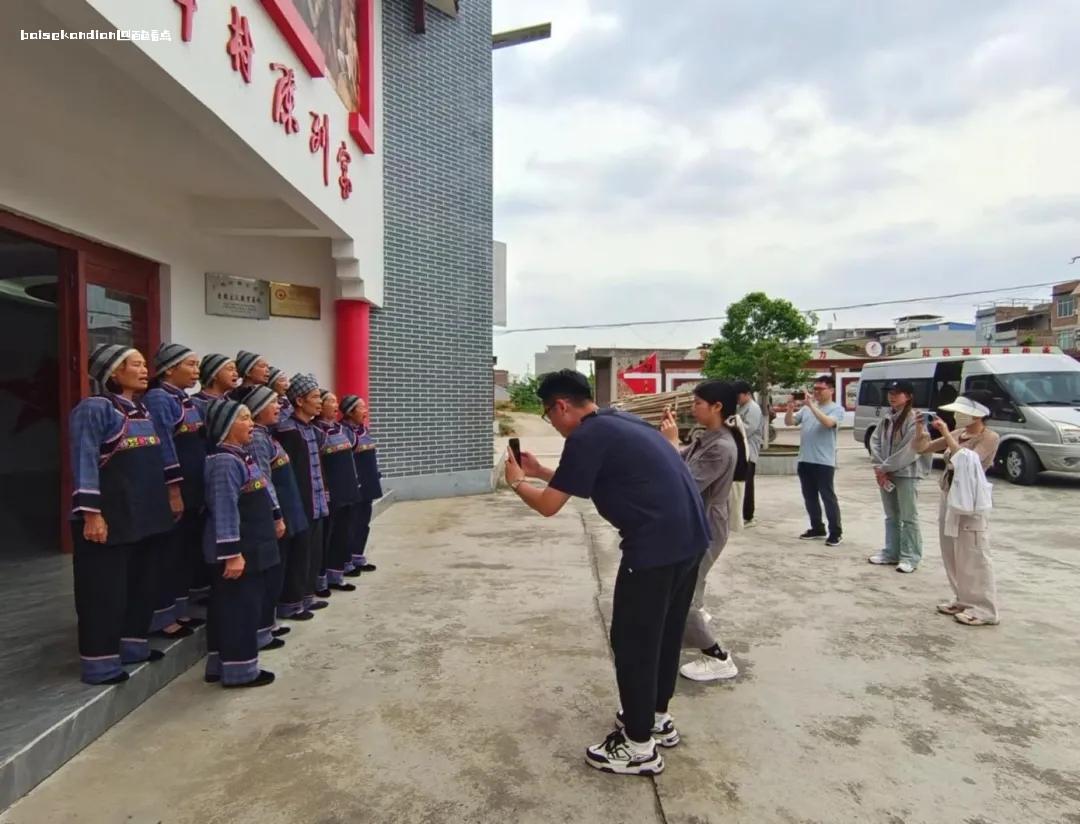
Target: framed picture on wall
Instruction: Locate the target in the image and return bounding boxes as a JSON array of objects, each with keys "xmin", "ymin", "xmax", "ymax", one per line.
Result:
[{"xmin": 260, "ymin": 0, "xmax": 375, "ymax": 153}]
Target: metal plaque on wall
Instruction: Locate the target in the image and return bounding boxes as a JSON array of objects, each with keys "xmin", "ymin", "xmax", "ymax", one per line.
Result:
[
  {"xmin": 270, "ymin": 282, "xmax": 321, "ymax": 320},
  {"xmin": 205, "ymin": 273, "xmax": 270, "ymax": 320}
]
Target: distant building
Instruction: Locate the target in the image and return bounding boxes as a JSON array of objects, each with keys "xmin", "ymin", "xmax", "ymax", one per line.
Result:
[
  {"xmin": 534, "ymin": 345, "xmax": 578, "ymax": 377},
  {"xmin": 1050, "ymin": 280, "xmax": 1080, "ymax": 352},
  {"xmin": 882, "ymin": 315, "xmax": 975, "ymax": 354},
  {"xmin": 992, "ymin": 303, "xmax": 1054, "ymax": 347},
  {"xmin": 816, "ymin": 325, "xmax": 892, "ymax": 348},
  {"xmin": 975, "ymin": 300, "xmax": 1039, "ymax": 345}
]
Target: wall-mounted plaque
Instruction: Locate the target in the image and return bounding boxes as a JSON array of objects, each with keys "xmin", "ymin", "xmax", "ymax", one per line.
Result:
[
  {"xmin": 270, "ymin": 282, "xmax": 321, "ymax": 320},
  {"xmin": 205, "ymin": 273, "xmax": 270, "ymax": 320}
]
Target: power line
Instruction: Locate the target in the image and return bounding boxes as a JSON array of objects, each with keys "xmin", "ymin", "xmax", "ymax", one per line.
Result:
[{"xmin": 495, "ymin": 280, "xmax": 1064, "ymax": 335}]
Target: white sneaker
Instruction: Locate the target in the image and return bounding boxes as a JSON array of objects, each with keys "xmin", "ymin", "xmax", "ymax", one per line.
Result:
[
  {"xmin": 585, "ymin": 730, "xmax": 664, "ymax": 775},
  {"xmin": 896, "ymin": 561, "xmax": 916, "ymax": 574},
  {"xmin": 615, "ymin": 710, "xmax": 680, "ymax": 748},
  {"xmin": 701, "ymin": 610, "xmax": 713, "ymax": 624},
  {"xmin": 680, "ymin": 654, "xmax": 739, "ymax": 682},
  {"xmin": 867, "ymin": 552, "xmax": 896, "ymax": 565}
]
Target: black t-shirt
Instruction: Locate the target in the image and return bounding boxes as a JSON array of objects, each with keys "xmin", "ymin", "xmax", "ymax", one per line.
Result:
[{"xmin": 549, "ymin": 409, "xmax": 710, "ymax": 569}]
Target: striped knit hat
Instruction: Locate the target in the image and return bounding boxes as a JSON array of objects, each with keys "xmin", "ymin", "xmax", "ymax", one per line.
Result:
[
  {"xmin": 236, "ymin": 350, "xmax": 263, "ymax": 378},
  {"xmin": 205, "ymin": 398, "xmax": 244, "ymax": 446},
  {"xmin": 287, "ymin": 373, "xmax": 319, "ymax": 403},
  {"xmin": 154, "ymin": 342, "xmax": 194, "ymax": 377},
  {"xmin": 266, "ymin": 366, "xmax": 285, "ymax": 389},
  {"xmin": 339, "ymin": 395, "xmax": 361, "ymax": 416},
  {"xmin": 199, "ymin": 354, "xmax": 233, "ymax": 387},
  {"xmin": 231, "ymin": 385, "xmax": 276, "ymax": 418},
  {"xmin": 88, "ymin": 344, "xmax": 137, "ymax": 389}
]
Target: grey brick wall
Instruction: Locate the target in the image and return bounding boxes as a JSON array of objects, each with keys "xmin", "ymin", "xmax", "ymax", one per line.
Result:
[{"xmin": 372, "ymin": 0, "xmax": 493, "ymax": 481}]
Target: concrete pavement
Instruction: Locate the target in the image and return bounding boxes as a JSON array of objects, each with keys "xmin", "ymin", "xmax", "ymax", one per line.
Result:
[{"xmin": 3, "ymin": 446, "xmax": 1079, "ymax": 823}]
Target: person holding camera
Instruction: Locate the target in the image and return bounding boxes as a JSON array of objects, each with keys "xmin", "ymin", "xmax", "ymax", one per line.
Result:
[
  {"xmin": 660, "ymin": 380, "xmax": 744, "ymax": 682},
  {"xmin": 867, "ymin": 380, "xmax": 931, "ymax": 573},
  {"xmin": 785, "ymin": 375, "xmax": 845, "ymax": 546},
  {"xmin": 914, "ymin": 395, "xmax": 1001, "ymax": 626},
  {"xmin": 504, "ymin": 370, "xmax": 709, "ymax": 777}
]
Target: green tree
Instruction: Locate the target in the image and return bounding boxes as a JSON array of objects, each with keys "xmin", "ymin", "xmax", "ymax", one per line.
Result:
[
  {"xmin": 507, "ymin": 375, "xmax": 542, "ymax": 414},
  {"xmin": 703, "ymin": 292, "xmax": 817, "ymax": 447}
]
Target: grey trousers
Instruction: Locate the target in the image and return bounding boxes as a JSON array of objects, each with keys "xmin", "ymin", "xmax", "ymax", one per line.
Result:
[
  {"xmin": 682, "ymin": 534, "xmax": 727, "ymax": 650},
  {"xmin": 938, "ymin": 493, "xmax": 999, "ymax": 623}
]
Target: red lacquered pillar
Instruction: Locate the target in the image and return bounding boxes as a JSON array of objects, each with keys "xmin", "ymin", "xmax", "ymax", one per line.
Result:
[{"xmin": 335, "ymin": 299, "xmax": 370, "ymax": 401}]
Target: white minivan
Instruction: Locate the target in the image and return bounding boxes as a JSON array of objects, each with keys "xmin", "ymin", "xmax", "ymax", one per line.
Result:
[{"xmin": 853, "ymin": 352, "xmax": 1080, "ymax": 484}]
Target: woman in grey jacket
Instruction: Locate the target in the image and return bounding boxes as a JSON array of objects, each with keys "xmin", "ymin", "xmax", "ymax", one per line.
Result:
[
  {"xmin": 660, "ymin": 380, "xmax": 744, "ymax": 682},
  {"xmin": 867, "ymin": 380, "xmax": 930, "ymax": 573}
]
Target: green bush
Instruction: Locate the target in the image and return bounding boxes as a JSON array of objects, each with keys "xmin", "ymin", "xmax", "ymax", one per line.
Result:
[{"xmin": 508, "ymin": 375, "xmax": 542, "ymax": 414}]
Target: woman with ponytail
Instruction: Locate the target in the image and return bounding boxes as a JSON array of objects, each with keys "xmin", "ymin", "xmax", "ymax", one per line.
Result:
[{"xmin": 660, "ymin": 379, "xmax": 745, "ymax": 682}]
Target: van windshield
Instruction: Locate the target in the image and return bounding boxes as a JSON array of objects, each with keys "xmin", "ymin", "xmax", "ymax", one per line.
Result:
[{"xmin": 997, "ymin": 371, "xmax": 1080, "ymax": 406}]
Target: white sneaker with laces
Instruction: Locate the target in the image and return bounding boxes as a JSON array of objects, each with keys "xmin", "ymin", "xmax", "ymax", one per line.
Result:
[
  {"xmin": 867, "ymin": 552, "xmax": 896, "ymax": 565},
  {"xmin": 585, "ymin": 730, "xmax": 664, "ymax": 775},
  {"xmin": 615, "ymin": 710, "xmax": 680, "ymax": 747},
  {"xmin": 680, "ymin": 654, "xmax": 739, "ymax": 681},
  {"xmin": 896, "ymin": 561, "xmax": 916, "ymax": 574}
]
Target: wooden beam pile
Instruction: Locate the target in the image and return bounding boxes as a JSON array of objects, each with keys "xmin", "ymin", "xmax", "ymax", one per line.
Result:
[{"xmin": 613, "ymin": 387, "xmax": 696, "ymax": 426}]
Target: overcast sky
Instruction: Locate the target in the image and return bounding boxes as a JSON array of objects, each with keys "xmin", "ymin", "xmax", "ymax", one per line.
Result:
[{"xmin": 490, "ymin": 0, "xmax": 1080, "ymax": 377}]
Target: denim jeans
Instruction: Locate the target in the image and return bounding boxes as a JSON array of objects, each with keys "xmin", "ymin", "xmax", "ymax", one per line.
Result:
[{"xmin": 880, "ymin": 477, "xmax": 922, "ymax": 566}]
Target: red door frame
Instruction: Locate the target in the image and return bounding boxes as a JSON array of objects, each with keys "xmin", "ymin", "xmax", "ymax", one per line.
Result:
[{"xmin": 0, "ymin": 209, "xmax": 160, "ymax": 553}]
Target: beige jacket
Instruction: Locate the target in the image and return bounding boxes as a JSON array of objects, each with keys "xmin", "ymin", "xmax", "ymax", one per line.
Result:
[{"xmin": 914, "ymin": 427, "xmax": 1001, "ymax": 492}]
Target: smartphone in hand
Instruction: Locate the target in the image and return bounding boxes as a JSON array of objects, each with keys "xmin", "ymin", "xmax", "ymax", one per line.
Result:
[{"xmin": 509, "ymin": 438, "xmax": 522, "ymax": 466}]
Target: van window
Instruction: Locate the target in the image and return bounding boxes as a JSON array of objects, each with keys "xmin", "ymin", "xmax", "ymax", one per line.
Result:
[
  {"xmin": 858, "ymin": 378, "xmax": 932, "ymax": 407},
  {"xmin": 996, "ymin": 371, "xmax": 1080, "ymax": 406},
  {"xmin": 858, "ymin": 379, "xmax": 887, "ymax": 407},
  {"xmin": 964, "ymin": 374, "xmax": 1022, "ymax": 421}
]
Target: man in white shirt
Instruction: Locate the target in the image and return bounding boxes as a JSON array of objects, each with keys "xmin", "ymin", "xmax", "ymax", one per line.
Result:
[{"xmin": 734, "ymin": 381, "xmax": 765, "ymax": 527}]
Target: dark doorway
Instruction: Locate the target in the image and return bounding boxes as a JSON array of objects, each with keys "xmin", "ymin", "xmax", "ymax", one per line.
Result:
[{"xmin": 0, "ymin": 229, "xmax": 60, "ymax": 556}]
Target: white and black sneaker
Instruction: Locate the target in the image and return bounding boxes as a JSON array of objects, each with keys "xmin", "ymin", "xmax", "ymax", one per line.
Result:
[
  {"xmin": 585, "ymin": 729, "xmax": 664, "ymax": 776},
  {"xmin": 614, "ymin": 710, "xmax": 680, "ymax": 747}
]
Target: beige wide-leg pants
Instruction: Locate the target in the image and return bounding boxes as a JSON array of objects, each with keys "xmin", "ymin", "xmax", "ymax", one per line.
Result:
[{"xmin": 938, "ymin": 492, "xmax": 999, "ymax": 623}]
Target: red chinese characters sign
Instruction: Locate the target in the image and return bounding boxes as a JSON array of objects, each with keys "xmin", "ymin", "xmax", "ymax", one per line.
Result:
[
  {"xmin": 336, "ymin": 141, "xmax": 352, "ymax": 200},
  {"xmin": 174, "ymin": 0, "xmax": 197, "ymax": 42},
  {"xmin": 270, "ymin": 62, "xmax": 299, "ymax": 134},
  {"xmin": 226, "ymin": 7, "xmax": 255, "ymax": 83},
  {"xmin": 172, "ymin": 0, "xmax": 374, "ymax": 196},
  {"xmin": 258, "ymin": 0, "xmax": 376, "ymax": 154},
  {"xmin": 309, "ymin": 112, "xmax": 330, "ymax": 186}
]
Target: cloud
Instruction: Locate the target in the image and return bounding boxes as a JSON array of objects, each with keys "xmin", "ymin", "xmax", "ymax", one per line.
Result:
[
  {"xmin": 491, "ymin": 0, "xmax": 1080, "ymax": 376},
  {"xmin": 999, "ymin": 196, "xmax": 1080, "ymax": 226}
]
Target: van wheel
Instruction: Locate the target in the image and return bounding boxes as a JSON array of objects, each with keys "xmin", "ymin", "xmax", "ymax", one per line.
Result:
[
  {"xmin": 1002, "ymin": 442, "xmax": 1040, "ymax": 485},
  {"xmin": 864, "ymin": 427, "xmax": 875, "ymax": 455}
]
